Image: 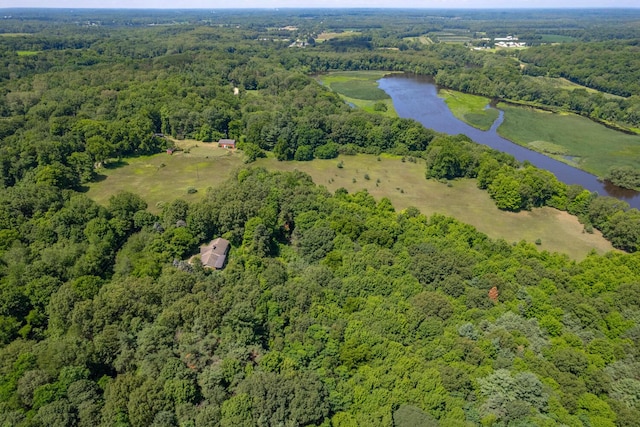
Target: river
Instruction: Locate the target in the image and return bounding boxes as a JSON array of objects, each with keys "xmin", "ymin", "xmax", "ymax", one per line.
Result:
[{"xmin": 377, "ymin": 73, "xmax": 640, "ymax": 209}]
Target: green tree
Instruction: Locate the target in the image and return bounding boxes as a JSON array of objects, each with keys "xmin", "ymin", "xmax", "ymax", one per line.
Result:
[
  {"xmin": 162, "ymin": 199, "xmax": 189, "ymax": 229},
  {"xmin": 488, "ymin": 170, "xmax": 523, "ymax": 211},
  {"xmin": 603, "ymin": 209, "xmax": 640, "ymax": 252},
  {"xmin": 314, "ymin": 142, "xmax": 340, "ymax": 159},
  {"xmin": 127, "ymin": 380, "xmax": 172, "ymax": 427},
  {"xmin": 35, "ymin": 162, "xmax": 79, "ymax": 189},
  {"xmin": 294, "ymin": 145, "xmax": 314, "ymax": 161},
  {"xmin": 606, "ymin": 165, "xmax": 640, "ymax": 190},
  {"xmin": 85, "ymin": 135, "xmax": 114, "ymax": 167}
]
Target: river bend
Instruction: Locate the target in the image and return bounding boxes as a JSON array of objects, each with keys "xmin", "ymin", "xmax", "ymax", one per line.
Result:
[{"xmin": 378, "ymin": 74, "xmax": 640, "ymax": 209}]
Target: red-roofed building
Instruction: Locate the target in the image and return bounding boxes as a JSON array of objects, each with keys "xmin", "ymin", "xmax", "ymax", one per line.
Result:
[{"xmin": 218, "ymin": 139, "xmax": 236, "ymax": 149}]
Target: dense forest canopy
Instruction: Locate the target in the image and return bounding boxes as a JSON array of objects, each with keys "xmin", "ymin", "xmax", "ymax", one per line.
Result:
[
  {"xmin": 1, "ymin": 8, "xmax": 640, "ymax": 426},
  {"xmin": 518, "ymin": 40, "xmax": 640, "ymax": 98},
  {"xmin": 2, "ymin": 166, "xmax": 640, "ymax": 426}
]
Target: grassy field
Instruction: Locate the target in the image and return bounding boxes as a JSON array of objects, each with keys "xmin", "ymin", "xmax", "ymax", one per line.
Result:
[
  {"xmin": 522, "ymin": 75, "xmax": 624, "ymax": 99},
  {"xmin": 430, "ymin": 31, "xmax": 473, "ymax": 44},
  {"xmin": 0, "ymin": 33, "xmax": 32, "ymax": 37},
  {"xmin": 317, "ymin": 71, "xmax": 398, "ymax": 117},
  {"xmin": 86, "ymin": 145, "xmax": 614, "ymax": 259},
  {"xmin": 402, "ymin": 35, "xmax": 433, "ymax": 45},
  {"xmin": 255, "ymin": 154, "xmax": 614, "ymax": 259},
  {"xmin": 330, "ymin": 80, "xmax": 389, "ymax": 101},
  {"xmin": 316, "ymin": 31, "xmax": 361, "ymax": 42},
  {"xmin": 438, "ymin": 89, "xmax": 499, "ymax": 130},
  {"xmin": 16, "ymin": 51, "xmax": 39, "ymax": 56},
  {"xmin": 85, "ymin": 140, "xmax": 243, "ymax": 211},
  {"xmin": 436, "ymin": 36, "xmax": 473, "ymax": 43},
  {"xmin": 497, "ymin": 103, "xmax": 640, "ymax": 178},
  {"xmin": 539, "ymin": 34, "xmax": 577, "ymax": 43}
]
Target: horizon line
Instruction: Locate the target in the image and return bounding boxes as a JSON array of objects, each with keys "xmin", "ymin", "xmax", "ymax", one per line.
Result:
[{"xmin": 2, "ymin": 6, "xmax": 640, "ymax": 10}]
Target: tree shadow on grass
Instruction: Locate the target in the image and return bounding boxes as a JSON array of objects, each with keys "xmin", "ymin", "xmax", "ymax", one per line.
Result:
[
  {"xmin": 103, "ymin": 159, "xmax": 129, "ymax": 169},
  {"xmin": 92, "ymin": 173, "xmax": 108, "ymax": 183},
  {"xmin": 77, "ymin": 173, "xmax": 107, "ymax": 193},
  {"xmin": 77, "ymin": 160, "xmax": 130, "ymax": 193}
]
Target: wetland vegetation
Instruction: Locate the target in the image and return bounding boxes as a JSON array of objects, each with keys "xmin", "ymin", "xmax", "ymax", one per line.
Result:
[
  {"xmin": 438, "ymin": 89, "xmax": 499, "ymax": 131},
  {"xmin": 316, "ymin": 71, "xmax": 397, "ymax": 117},
  {"xmin": 497, "ymin": 103, "xmax": 640, "ymax": 181}
]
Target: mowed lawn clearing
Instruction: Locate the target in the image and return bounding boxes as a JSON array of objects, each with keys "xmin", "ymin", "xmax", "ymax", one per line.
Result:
[
  {"xmin": 85, "ymin": 140, "xmax": 244, "ymax": 212},
  {"xmin": 497, "ymin": 103, "xmax": 640, "ymax": 178},
  {"xmin": 255, "ymin": 154, "xmax": 614, "ymax": 259}
]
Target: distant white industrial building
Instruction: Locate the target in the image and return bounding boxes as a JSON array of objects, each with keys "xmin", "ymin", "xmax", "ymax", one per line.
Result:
[{"xmin": 494, "ymin": 36, "xmax": 526, "ymax": 47}]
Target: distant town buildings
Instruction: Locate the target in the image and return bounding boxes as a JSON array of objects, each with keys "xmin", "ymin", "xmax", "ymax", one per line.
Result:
[
  {"xmin": 494, "ymin": 35, "xmax": 518, "ymax": 41},
  {"xmin": 494, "ymin": 36, "xmax": 526, "ymax": 48},
  {"xmin": 288, "ymin": 39, "xmax": 309, "ymax": 48}
]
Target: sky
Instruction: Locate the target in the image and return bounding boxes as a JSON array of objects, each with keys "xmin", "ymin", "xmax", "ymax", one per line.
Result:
[{"xmin": 3, "ymin": 0, "xmax": 639, "ymax": 9}]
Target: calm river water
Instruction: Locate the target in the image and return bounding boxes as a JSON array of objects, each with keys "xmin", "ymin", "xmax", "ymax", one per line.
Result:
[{"xmin": 377, "ymin": 74, "xmax": 640, "ymax": 209}]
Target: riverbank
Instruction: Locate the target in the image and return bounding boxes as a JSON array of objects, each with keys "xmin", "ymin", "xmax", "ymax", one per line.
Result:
[
  {"xmin": 495, "ymin": 102, "xmax": 640, "ymax": 181},
  {"xmin": 438, "ymin": 89, "xmax": 499, "ymax": 131},
  {"xmin": 377, "ymin": 73, "xmax": 640, "ymax": 207},
  {"xmin": 316, "ymin": 71, "xmax": 398, "ymax": 117},
  {"xmin": 428, "ymin": 86, "xmax": 640, "ymax": 185}
]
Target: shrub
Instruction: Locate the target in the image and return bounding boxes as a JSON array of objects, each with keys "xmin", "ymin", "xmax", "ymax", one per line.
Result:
[
  {"xmin": 373, "ymin": 101, "xmax": 388, "ymax": 112},
  {"xmin": 606, "ymin": 165, "xmax": 640, "ymax": 190},
  {"xmin": 314, "ymin": 142, "xmax": 339, "ymax": 159},
  {"xmin": 242, "ymin": 143, "xmax": 265, "ymax": 163},
  {"xmin": 338, "ymin": 144, "xmax": 358, "ymax": 156},
  {"xmin": 294, "ymin": 145, "xmax": 314, "ymax": 161}
]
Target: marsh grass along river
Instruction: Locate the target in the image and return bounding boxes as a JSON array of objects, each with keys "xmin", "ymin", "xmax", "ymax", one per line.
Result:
[{"xmin": 377, "ymin": 74, "xmax": 640, "ymax": 209}]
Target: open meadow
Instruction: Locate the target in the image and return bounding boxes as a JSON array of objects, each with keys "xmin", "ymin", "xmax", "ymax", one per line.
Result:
[
  {"xmin": 402, "ymin": 35, "xmax": 433, "ymax": 45},
  {"xmin": 85, "ymin": 139, "xmax": 242, "ymax": 211},
  {"xmin": 497, "ymin": 103, "xmax": 640, "ymax": 178},
  {"xmin": 315, "ymin": 31, "xmax": 361, "ymax": 42},
  {"xmin": 430, "ymin": 31, "xmax": 473, "ymax": 43},
  {"xmin": 522, "ymin": 75, "xmax": 624, "ymax": 99},
  {"xmin": 538, "ymin": 34, "xmax": 577, "ymax": 43},
  {"xmin": 86, "ymin": 145, "xmax": 614, "ymax": 259}
]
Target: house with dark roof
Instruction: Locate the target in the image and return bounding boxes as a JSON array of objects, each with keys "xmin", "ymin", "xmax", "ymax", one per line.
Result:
[
  {"xmin": 218, "ymin": 139, "xmax": 236, "ymax": 149},
  {"xmin": 200, "ymin": 237, "xmax": 230, "ymax": 269}
]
